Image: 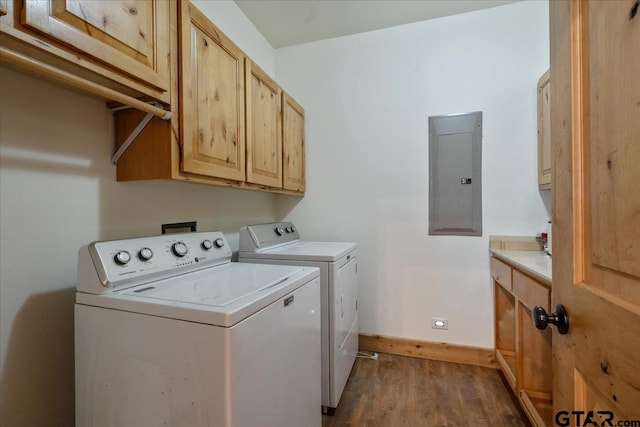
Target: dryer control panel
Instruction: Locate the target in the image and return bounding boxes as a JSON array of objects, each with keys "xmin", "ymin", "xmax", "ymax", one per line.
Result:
[
  {"xmin": 77, "ymin": 232, "xmax": 232, "ymax": 294},
  {"xmin": 240, "ymin": 222, "xmax": 301, "ymax": 251}
]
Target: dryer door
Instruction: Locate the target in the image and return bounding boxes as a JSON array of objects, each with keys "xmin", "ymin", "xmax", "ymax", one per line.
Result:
[
  {"xmin": 330, "ymin": 253, "xmax": 358, "ymax": 407},
  {"xmin": 336, "ymin": 256, "xmax": 358, "ymax": 348}
]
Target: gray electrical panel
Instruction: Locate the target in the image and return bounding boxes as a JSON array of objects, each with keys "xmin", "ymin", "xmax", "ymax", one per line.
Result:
[{"xmin": 428, "ymin": 112, "xmax": 482, "ymax": 236}]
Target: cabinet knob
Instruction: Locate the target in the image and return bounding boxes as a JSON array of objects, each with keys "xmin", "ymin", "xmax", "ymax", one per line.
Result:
[{"xmin": 532, "ymin": 304, "xmax": 570, "ymax": 335}]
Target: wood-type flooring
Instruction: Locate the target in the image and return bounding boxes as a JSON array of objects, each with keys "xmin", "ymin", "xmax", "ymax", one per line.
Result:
[{"xmin": 322, "ymin": 353, "xmax": 529, "ymax": 427}]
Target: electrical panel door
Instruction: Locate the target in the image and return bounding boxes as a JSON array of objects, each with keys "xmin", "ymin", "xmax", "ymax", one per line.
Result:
[{"xmin": 428, "ymin": 112, "xmax": 482, "ymax": 236}]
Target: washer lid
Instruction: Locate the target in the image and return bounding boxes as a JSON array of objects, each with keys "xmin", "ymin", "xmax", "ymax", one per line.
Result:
[
  {"xmin": 240, "ymin": 241, "xmax": 357, "ymax": 262},
  {"xmin": 123, "ymin": 263, "xmax": 302, "ymax": 306},
  {"xmin": 76, "ymin": 263, "xmax": 319, "ymax": 327}
]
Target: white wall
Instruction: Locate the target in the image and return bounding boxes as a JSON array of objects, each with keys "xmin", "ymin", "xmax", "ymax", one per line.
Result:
[
  {"xmin": 275, "ymin": 0, "xmax": 550, "ymax": 348},
  {"xmin": 0, "ymin": 3, "xmax": 275, "ymax": 425}
]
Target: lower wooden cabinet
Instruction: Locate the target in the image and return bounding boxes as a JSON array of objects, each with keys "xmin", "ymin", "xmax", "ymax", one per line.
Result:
[
  {"xmin": 492, "ymin": 254, "xmax": 552, "ymax": 427},
  {"xmin": 518, "ymin": 302, "xmax": 553, "ymax": 426}
]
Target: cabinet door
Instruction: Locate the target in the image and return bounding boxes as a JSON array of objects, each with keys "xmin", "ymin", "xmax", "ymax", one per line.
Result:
[
  {"xmin": 245, "ymin": 59, "xmax": 282, "ymax": 188},
  {"xmin": 537, "ymin": 70, "xmax": 551, "ymax": 190},
  {"xmin": 21, "ymin": 0, "xmax": 170, "ymax": 93},
  {"xmin": 180, "ymin": 2, "xmax": 245, "ymax": 182},
  {"xmin": 282, "ymin": 92, "xmax": 305, "ymax": 192}
]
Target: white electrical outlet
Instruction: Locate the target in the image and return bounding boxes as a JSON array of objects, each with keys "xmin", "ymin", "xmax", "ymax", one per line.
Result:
[{"xmin": 431, "ymin": 318, "xmax": 448, "ymax": 330}]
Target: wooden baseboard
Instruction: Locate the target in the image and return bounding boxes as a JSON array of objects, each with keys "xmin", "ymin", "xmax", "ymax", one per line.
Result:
[{"xmin": 359, "ymin": 333, "xmax": 496, "ymax": 369}]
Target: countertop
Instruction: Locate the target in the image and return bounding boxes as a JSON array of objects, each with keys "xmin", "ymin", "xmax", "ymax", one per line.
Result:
[{"xmin": 489, "ymin": 249, "xmax": 552, "ymax": 285}]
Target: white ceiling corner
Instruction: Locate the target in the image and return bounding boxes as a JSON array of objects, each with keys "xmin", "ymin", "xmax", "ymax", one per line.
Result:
[{"xmin": 234, "ymin": 0, "xmax": 522, "ymax": 48}]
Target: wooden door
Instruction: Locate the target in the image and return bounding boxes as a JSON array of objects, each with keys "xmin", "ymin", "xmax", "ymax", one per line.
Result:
[
  {"xmin": 550, "ymin": 1, "xmax": 640, "ymax": 426},
  {"xmin": 282, "ymin": 92, "xmax": 305, "ymax": 192},
  {"xmin": 21, "ymin": 0, "xmax": 170, "ymax": 92},
  {"xmin": 246, "ymin": 59, "xmax": 282, "ymax": 188},
  {"xmin": 180, "ymin": 2, "xmax": 245, "ymax": 182}
]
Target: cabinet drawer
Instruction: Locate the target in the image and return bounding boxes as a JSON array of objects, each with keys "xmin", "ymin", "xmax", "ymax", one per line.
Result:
[
  {"xmin": 513, "ymin": 270, "xmax": 550, "ymax": 311},
  {"xmin": 490, "ymin": 257, "xmax": 512, "ymax": 291}
]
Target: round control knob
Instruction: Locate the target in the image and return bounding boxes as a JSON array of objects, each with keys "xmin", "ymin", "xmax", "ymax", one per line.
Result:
[
  {"xmin": 114, "ymin": 250, "xmax": 131, "ymax": 265},
  {"xmin": 171, "ymin": 241, "xmax": 188, "ymax": 257},
  {"xmin": 138, "ymin": 247, "xmax": 153, "ymax": 261},
  {"xmin": 202, "ymin": 239, "xmax": 213, "ymax": 250},
  {"xmin": 290, "ymin": 226, "xmax": 296, "ymax": 232},
  {"xmin": 214, "ymin": 238, "xmax": 225, "ymax": 248},
  {"xmin": 275, "ymin": 227, "xmax": 285, "ymax": 236}
]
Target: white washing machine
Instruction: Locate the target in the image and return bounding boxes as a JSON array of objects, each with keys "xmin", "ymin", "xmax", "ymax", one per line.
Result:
[
  {"xmin": 238, "ymin": 222, "xmax": 358, "ymax": 413},
  {"xmin": 75, "ymin": 231, "xmax": 321, "ymax": 427}
]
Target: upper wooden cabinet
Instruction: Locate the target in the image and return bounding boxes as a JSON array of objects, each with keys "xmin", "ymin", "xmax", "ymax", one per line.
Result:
[
  {"xmin": 246, "ymin": 58, "xmax": 282, "ymax": 188},
  {"xmin": 537, "ymin": 70, "xmax": 551, "ymax": 190},
  {"xmin": 282, "ymin": 92, "xmax": 306, "ymax": 192},
  {"xmin": 0, "ymin": 0, "xmax": 172, "ymax": 103},
  {"xmin": 113, "ymin": 1, "xmax": 305, "ymax": 196},
  {"xmin": 180, "ymin": 2, "xmax": 245, "ymax": 182}
]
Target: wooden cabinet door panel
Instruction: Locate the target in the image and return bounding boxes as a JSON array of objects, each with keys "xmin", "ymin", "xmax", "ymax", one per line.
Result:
[
  {"xmin": 22, "ymin": 0, "xmax": 170, "ymax": 92},
  {"xmin": 588, "ymin": 0, "xmax": 640, "ymax": 279},
  {"xmin": 180, "ymin": 2, "xmax": 245, "ymax": 181},
  {"xmin": 537, "ymin": 70, "xmax": 551, "ymax": 190},
  {"xmin": 246, "ymin": 59, "xmax": 282, "ymax": 188},
  {"xmin": 282, "ymin": 92, "xmax": 305, "ymax": 192},
  {"xmin": 552, "ymin": 0, "xmax": 640, "ymax": 422}
]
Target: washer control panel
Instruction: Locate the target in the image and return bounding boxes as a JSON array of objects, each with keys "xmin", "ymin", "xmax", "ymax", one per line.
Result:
[{"xmin": 84, "ymin": 231, "xmax": 232, "ymax": 291}]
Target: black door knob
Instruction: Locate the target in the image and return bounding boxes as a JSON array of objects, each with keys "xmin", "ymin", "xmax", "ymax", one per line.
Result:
[{"xmin": 532, "ymin": 304, "xmax": 570, "ymax": 335}]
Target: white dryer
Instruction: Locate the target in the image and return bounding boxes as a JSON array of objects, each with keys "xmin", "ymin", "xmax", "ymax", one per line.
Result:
[
  {"xmin": 239, "ymin": 222, "xmax": 358, "ymax": 413},
  {"xmin": 75, "ymin": 231, "xmax": 321, "ymax": 427}
]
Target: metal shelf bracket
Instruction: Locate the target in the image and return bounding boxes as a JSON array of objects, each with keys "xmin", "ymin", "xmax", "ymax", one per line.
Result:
[{"xmin": 110, "ymin": 102, "xmax": 172, "ymax": 164}]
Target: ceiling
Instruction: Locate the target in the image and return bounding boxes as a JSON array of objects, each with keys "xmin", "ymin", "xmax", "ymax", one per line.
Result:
[{"xmin": 235, "ymin": 0, "xmax": 520, "ymax": 48}]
